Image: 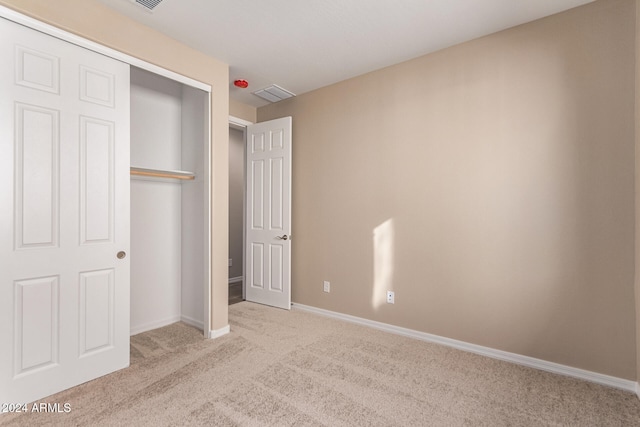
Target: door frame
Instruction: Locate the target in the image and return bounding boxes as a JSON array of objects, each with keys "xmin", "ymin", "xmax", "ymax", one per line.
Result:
[
  {"xmin": 229, "ymin": 115, "xmax": 254, "ymax": 302},
  {"xmin": 0, "ymin": 5, "xmax": 213, "ymax": 337}
]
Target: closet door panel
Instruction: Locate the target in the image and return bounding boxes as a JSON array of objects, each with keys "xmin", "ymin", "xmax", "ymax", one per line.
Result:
[
  {"xmin": 80, "ymin": 116, "xmax": 114, "ymax": 244},
  {"xmin": 14, "ymin": 276, "xmax": 60, "ymax": 375},
  {"xmin": 14, "ymin": 103, "xmax": 60, "ymax": 248},
  {"xmin": 80, "ymin": 65, "xmax": 115, "ymax": 108},
  {"xmin": 15, "ymin": 45, "xmax": 60, "ymax": 93},
  {"xmin": 0, "ymin": 16, "xmax": 130, "ymax": 404},
  {"xmin": 79, "ymin": 269, "xmax": 114, "ymax": 355}
]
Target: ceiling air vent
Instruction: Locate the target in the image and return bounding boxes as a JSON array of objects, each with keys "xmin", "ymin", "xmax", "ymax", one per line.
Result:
[
  {"xmin": 133, "ymin": 0, "xmax": 164, "ymax": 11},
  {"xmin": 253, "ymin": 85, "xmax": 296, "ymax": 103}
]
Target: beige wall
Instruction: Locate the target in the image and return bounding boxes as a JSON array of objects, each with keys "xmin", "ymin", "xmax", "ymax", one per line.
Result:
[
  {"xmin": 229, "ymin": 128, "xmax": 245, "ymax": 279},
  {"xmin": 260, "ymin": 0, "xmax": 637, "ymax": 379},
  {"xmin": 0, "ymin": 0, "xmax": 230, "ymax": 331},
  {"xmin": 230, "ymin": 99, "xmax": 257, "ymax": 123}
]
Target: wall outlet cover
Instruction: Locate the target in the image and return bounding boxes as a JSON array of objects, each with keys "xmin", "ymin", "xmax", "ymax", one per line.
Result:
[
  {"xmin": 386, "ymin": 291, "xmax": 395, "ymax": 304},
  {"xmin": 323, "ymin": 281, "xmax": 330, "ymax": 293}
]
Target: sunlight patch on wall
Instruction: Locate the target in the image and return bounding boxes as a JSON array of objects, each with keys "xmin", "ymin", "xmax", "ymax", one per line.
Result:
[{"xmin": 372, "ymin": 219, "xmax": 395, "ymax": 310}]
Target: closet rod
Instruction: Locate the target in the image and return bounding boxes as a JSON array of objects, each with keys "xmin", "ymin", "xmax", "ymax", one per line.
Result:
[{"xmin": 130, "ymin": 167, "xmax": 195, "ymax": 181}]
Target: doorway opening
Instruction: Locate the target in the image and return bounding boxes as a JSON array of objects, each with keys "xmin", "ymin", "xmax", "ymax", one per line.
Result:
[
  {"xmin": 130, "ymin": 67, "xmax": 210, "ymax": 333},
  {"xmin": 227, "ymin": 115, "xmax": 292, "ymax": 309},
  {"xmin": 228, "ymin": 118, "xmax": 250, "ymax": 305}
]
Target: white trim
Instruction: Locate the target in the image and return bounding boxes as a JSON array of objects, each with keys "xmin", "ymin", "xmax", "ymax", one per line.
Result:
[
  {"xmin": 180, "ymin": 315, "xmax": 204, "ymax": 331},
  {"xmin": 130, "ymin": 315, "xmax": 181, "ymax": 336},
  {"xmin": 292, "ymin": 303, "xmax": 637, "ymax": 393},
  {"xmin": 204, "ymin": 90, "xmax": 212, "ymax": 338},
  {"xmin": 229, "ymin": 276, "xmax": 243, "ymax": 284},
  {"xmin": 636, "ymin": 382, "xmax": 640, "ymax": 400},
  {"xmin": 0, "ymin": 5, "xmax": 211, "ymax": 92},
  {"xmin": 208, "ymin": 325, "xmax": 231, "ymax": 339},
  {"xmin": 229, "ymin": 115, "xmax": 253, "ymax": 130}
]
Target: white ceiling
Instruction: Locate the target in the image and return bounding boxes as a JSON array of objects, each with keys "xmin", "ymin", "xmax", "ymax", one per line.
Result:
[{"xmin": 97, "ymin": 0, "xmax": 594, "ymax": 108}]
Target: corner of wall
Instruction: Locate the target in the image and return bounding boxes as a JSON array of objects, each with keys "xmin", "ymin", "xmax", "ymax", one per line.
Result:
[
  {"xmin": 229, "ymin": 98, "xmax": 256, "ymax": 123},
  {"xmin": 208, "ymin": 324, "xmax": 230, "ymax": 339}
]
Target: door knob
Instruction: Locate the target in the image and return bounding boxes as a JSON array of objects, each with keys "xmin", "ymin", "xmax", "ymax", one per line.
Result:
[
  {"xmin": 276, "ymin": 235, "xmax": 289, "ymax": 240},
  {"xmin": 117, "ymin": 251, "xmax": 126, "ymax": 259}
]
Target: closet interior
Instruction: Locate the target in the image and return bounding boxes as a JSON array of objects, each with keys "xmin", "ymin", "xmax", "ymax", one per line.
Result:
[{"xmin": 129, "ymin": 66, "xmax": 209, "ymax": 335}]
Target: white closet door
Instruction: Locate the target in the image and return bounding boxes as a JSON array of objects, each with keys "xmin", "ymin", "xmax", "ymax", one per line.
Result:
[{"xmin": 0, "ymin": 18, "xmax": 130, "ymax": 403}]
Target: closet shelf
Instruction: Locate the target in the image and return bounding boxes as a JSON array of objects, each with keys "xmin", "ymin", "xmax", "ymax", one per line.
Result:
[{"xmin": 130, "ymin": 167, "xmax": 195, "ymax": 181}]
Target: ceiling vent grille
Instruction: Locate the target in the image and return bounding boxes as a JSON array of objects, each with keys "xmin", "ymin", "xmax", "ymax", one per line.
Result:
[
  {"xmin": 134, "ymin": 0, "xmax": 164, "ymax": 11},
  {"xmin": 253, "ymin": 85, "xmax": 296, "ymax": 103}
]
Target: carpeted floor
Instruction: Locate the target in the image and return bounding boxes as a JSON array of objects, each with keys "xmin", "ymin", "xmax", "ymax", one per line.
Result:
[{"xmin": 2, "ymin": 301, "xmax": 640, "ymax": 426}]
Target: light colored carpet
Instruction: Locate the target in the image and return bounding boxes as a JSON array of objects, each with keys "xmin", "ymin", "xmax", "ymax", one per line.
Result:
[{"xmin": 2, "ymin": 301, "xmax": 639, "ymax": 426}]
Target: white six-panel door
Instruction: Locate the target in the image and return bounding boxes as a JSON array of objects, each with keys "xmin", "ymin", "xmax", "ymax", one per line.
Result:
[
  {"xmin": 0, "ymin": 18, "xmax": 130, "ymax": 403},
  {"xmin": 245, "ymin": 117, "xmax": 292, "ymax": 310}
]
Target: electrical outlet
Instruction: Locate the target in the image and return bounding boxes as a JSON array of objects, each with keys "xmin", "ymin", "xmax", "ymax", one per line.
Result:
[
  {"xmin": 228, "ymin": 258, "xmax": 232, "ymax": 267},
  {"xmin": 386, "ymin": 291, "xmax": 395, "ymax": 304},
  {"xmin": 323, "ymin": 281, "xmax": 330, "ymax": 293}
]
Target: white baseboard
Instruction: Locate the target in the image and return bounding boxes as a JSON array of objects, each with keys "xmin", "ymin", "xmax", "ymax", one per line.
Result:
[
  {"xmin": 229, "ymin": 276, "xmax": 243, "ymax": 284},
  {"xmin": 208, "ymin": 324, "xmax": 230, "ymax": 339},
  {"xmin": 130, "ymin": 315, "xmax": 181, "ymax": 336},
  {"xmin": 292, "ymin": 303, "xmax": 637, "ymax": 393},
  {"xmin": 636, "ymin": 382, "xmax": 640, "ymax": 400},
  {"xmin": 180, "ymin": 314, "xmax": 204, "ymax": 331}
]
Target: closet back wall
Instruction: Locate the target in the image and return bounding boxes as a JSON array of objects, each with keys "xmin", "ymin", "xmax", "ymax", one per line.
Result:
[{"xmin": 130, "ymin": 68, "xmax": 183, "ymax": 333}]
